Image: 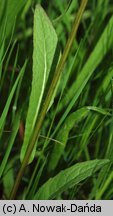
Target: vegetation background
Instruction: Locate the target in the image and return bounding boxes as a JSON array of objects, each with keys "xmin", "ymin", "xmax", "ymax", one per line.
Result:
[{"xmin": 0, "ymin": 0, "xmax": 113, "ymax": 200}]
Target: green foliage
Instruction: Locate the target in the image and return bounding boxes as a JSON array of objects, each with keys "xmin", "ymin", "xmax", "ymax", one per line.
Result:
[
  {"xmin": 0, "ymin": 0, "xmax": 27, "ymax": 44},
  {"xmin": 0, "ymin": 112, "xmax": 21, "ymax": 178},
  {"xmin": 55, "ymin": 14, "xmax": 113, "ymax": 132},
  {"xmin": 0, "ymin": 62, "xmax": 27, "ymax": 133},
  {"xmin": 3, "ymin": 161, "xmax": 14, "ymax": 198},
  {"xmin": 34, "ymin": 159, "xmax": 109, "ymax": 199},
  {"xmin": 48, "ymin": 107, "xmax": 111, "ymax": 171}
]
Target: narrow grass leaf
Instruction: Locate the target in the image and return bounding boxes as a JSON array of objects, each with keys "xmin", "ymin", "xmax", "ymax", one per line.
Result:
[
  {"xmin": 96, "ymin": 171, "xmax": 113, "ymax": 199},
  {"xmin": 76, "ymin": 115, "xmax": 98, "ymax": 160},
  {"xmin": 0, "ymin": 41, "xmax": 5, "ymax": 79},
  {"xmin": 54, "ymin": 15, "xmax": 113, "ymax": 136},
  {"xmin": 0, "ymin": 61, "xmax": 27, "ymax": 134},
  {"xmin": 1, "ymin": 40, "xmax": 16, "ymax": 88},
  {"xmin": 0, "ymin": 0, "xmax": 27, "ymax": 41},
  {"xmin": 0, "ymin": 112, "xmax": 21, "ymax": 178},
  {"xmin": 49, "ymin": 106, "xmax": 110, "ymax": 171},
  {"xmin": 48, "ymin": 107, "xmax": 90, "ymax": 171},
  {"xmin": 87, "ymin": 106, "xmax": 111, "ymax": 116},
  {"xmin": 27, "ymin": 158, "xmax": 47, "ymax": 199}
]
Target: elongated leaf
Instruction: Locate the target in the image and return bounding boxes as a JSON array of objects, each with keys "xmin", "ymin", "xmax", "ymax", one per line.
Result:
[
  {"xmin": 0, "ymin": 112, "xmax": 21, "ymax": 178},
  {"xmin": 34, "ymin": 159, "xmax": 109, "ymax": 199},
  {"xmin": 3, "ymin": 161, "xmax": 14, "ymax": 199},
  {"xmin": 0, "ymin": 41, "xmax": 4, "ymax": 79},
  {"xmin": 48, "ymin": 106, "xmax": 111, "ymax": 171},
  {"xmin": 77, "ymin": 114, "xmax": 98, "ymax": 160},
  {"xmin": 1, "ymin": 40, "xmax": 16, "ymax": 88},
  {"xmin": 77, "ymin": 106, "xmax": 111, "ymax": 159},
  {"xmin": 55, "ymin": 15, "xmax": 113, "ymax": 134},
  {"xmin": 48, "ymin": 108, "xmax": 90, "ymax": 171},
  {"xmin": 20, "ymin": 5, "xmax": 58, "ymax": 163},
  {"xmin": 27, "ymin": 158, "xmax": 47, "ymax": 199},
  {"xmin": 0, "ymin": 61, "xmax": 27, "ymax": 133},
  {"xmin": 0, "ymin": 0, "xmax": 27, "ymax": 43},
  {"xmin": 87, "ymin": 106, "xmax": 111, "ymax": 116}
]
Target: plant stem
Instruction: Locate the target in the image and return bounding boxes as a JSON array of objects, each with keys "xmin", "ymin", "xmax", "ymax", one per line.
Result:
[{"xmin": 10, "ymin": 0, "xmax": 88, "ymax": 200}]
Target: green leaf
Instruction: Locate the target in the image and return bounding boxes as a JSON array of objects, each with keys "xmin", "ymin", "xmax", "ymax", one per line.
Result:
[
  {"xmin": 48, "ymin": 106, "xmax": 110, "ymax": 171},
  {"xmin": 34, "ymin": 159, "xmax": 109, "ymax": 200},
  {"xmin": 20, "ymin": 5, "xmax": 58, "ymax": 163},
  {"xmin": 87, "ymin": 106, "xmax": 111, "ymax": 116},
  {"xmin": 76, "ymin": 114, "xmax": 98, "ymax": 160},
  {"xmin": 0, "ymin": 61, "xmax": 27, "ymax": 134},
  {"xmin": 48, "ymin": 107, "xmax": 90, "ymax": 171},
  {"xmin": 0, "ymin": 112, "xmax": 21, "ymax": 178},
  {"xmin": 0, "ymin": 0, "xmax": 27, "ymax": 42},
  {"xmin": 3, "ymin": 161, "xmax": 14, "ymax": 199},
  {"xmin": 55, "ymin": 14, "xmax": 113, "ymax": 135},
  {"xmin": 0, "ymin": 41, "xmax": 4, "ymax": 79}
]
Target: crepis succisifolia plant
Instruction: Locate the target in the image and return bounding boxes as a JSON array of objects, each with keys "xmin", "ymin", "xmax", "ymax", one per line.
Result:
[{"xmin": 10, "ymin": 0, "xmax": 93, "ymax": 199}]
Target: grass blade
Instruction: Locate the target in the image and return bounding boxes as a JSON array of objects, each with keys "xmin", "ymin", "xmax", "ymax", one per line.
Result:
[
  {"xmin": 0, "ymin": 112, "xmax": 21, "ymax": 178},
  {"xmin": 54, "ymin": 14, "xmax": 113, "ymax": 136},
  {"xmin": 0, "ymin": 61, "xmax": 27, "ymax": 135},
  {"xmin": 48, "ymin": 107, "xmax": 90, "ymax": 171},
  {"xmin": 0, "ymin": 0, "xmax": 27, "ymax": 41}
]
